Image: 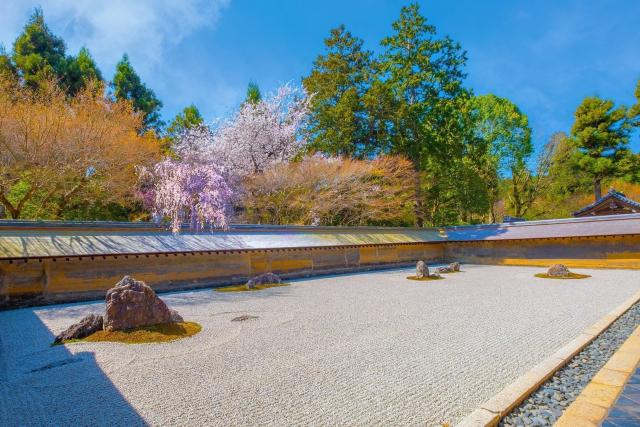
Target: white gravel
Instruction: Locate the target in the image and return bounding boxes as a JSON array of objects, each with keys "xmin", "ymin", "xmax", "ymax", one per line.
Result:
[{"xmin": 1, "ymin": 265, "xmax": 639, "ymax": 427}]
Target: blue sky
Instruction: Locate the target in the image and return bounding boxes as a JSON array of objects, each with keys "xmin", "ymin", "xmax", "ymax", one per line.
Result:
[{"xmin": 1, "ymin": 0, "xmax": 639, "ymax": 153}]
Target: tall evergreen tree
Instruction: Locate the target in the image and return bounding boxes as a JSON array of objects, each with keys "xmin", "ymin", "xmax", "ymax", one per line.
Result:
[
  {"xmin": 113, "ymin": 54, "xmax": 163, "ymax": 132},
  {"xmin": 12, "ymin": 8, "xmax": 66, "ymax": 89},
  {"xmin": 166, "ymin": 104, "xmax": 204, "ymax": 140},
  {"xmin": 63, "ymin": 47, "xmax": 103, "ymax": 95},
  {"xmin": 570, "ymin": 96, "xmax": 632, "ymax": 200},
  {"xmin": 303, "ymin": 25, "xmax": 375, "ymax": 158},
  {"xmin": 245, "ymin": 82, "xmax": 262, "ymax": 104},
  {"xmin": 377, "ymin": 3, "xmax": 470, "ymax": 225}
]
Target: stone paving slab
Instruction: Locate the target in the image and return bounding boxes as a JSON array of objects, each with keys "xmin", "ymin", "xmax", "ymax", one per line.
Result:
[{"xmin": 1, "ymin": 265, "xmax": 639, "ymax": 426}]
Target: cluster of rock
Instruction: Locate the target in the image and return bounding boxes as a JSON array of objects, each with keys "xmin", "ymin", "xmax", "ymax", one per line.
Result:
[
  {"xmin": 416, "ymin": 261, "xmax": 461, "ymax": 278},
  {"xmin": 435, "ymin": 262, "xmax": 461, "ymax": 274},
  {"xmin": 546, "ymin": 263, "xmax": 572, "ymax": 277},
  {"xmin": 246, "ymin": 272, "xmax": 282, "ymax": 289},
  {"xmin": 54, "ymin": 275, "xmax": 183, "ymax": 344}
]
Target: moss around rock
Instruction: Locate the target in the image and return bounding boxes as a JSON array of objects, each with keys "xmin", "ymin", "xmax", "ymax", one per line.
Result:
[
  {"xmin": 60, "ymin": 322, "xmax": 202, "ymax": 344},
  {"xmin": 534, "ymin": 273, "xmax": 591, "ymax": 280},
  {"xmin": 215, "ymin": 283, "xmax": 289, "ymax": 292},
  {"xmin": 406, "ymin": 275, "xmax": 444, "ymax": 281}
]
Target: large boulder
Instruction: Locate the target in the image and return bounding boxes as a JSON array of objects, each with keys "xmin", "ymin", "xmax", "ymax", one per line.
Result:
[
  {"xmin": 246, "ymin": 272, "xmax": 282, "ymax": 289},
  {"xmin": 104, "ymin": 276, "xmax": 183, "ymax": 332},
  {"xmin": 547, "ymin": 264, "xmax": 571, "ymax": 277},
  {"xmin": 416, "ymin": 261, "xmax": 428, "ymax": 278},
  {"xmin": 54, "ymin": 314, "xmax": 103, "ymax": 344}
]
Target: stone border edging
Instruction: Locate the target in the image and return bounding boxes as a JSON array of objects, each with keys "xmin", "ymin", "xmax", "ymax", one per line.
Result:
[
  {"xmin": 456, "ymin": 290, "xmax": 640, "ymax": 427},
  {"xmin": 553, "ymin": 325, "xmax": 640, "ymax": 426}
]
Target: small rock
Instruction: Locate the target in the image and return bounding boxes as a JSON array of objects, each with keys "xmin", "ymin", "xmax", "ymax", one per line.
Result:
[
  {"xmin": 54, "ymin": 314, "xmax": 103, "ymax": 344},
  {"xmin": 246, "ymin": 272, "xmax": 282, "ymax": 289},
  {"xmin": 547, "ymin": 264, "xmax": 571, "ymax": 277}
]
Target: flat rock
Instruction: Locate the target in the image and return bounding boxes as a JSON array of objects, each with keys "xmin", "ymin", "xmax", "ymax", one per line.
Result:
[
  {"xmin": 54, "ymin": 314, "xmax": 103, "ymax": 344},
  {"xmin": 246, "ymin": 272, "xmax": 282, "ymax": 289}
]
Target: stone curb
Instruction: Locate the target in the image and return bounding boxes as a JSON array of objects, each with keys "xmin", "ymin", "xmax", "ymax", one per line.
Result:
[
  {"xmin": 456, "ymin": 290, "xmax": 640, "ymax": 427},
  {"xmin": 553, "ymin": 325, "xmax": 640, "ymax": 427}
]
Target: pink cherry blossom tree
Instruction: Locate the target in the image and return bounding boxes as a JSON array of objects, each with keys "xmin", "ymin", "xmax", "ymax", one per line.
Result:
[
  {"xmin": 214, "ymin": 83, "xmax": 310, "ymax": 175},
  {"xmin": 137, "ymin": 156, "xmax": 233, "ymax": 233},
  {"xmin": 138, "ymin": 83, "xmax": 308, "ymax": 231},
  {"xmin": 174, "ymin": 84, "xmax": 310, "ymax": 177}
]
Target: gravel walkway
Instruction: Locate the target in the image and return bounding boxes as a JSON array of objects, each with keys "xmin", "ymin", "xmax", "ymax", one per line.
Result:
[
  {"xmin": 501, "ymin": 300, "xmax": 640, "ymax": 426},
  {"xmin": 0, "ymin": 265, "xmax": 639, "ymax": 427}
]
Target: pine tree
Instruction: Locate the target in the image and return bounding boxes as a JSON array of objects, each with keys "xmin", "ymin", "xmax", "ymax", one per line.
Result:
[
  {"xmin": 167, "ymin": 104, "xmax": 204, "ymax": 140},
  {"xmin": 245, "ymin": 82, "xmax": 262, "ymax": 104},
  {"xmin": 64, "ymin": 47, "xmax": 103, "ymax": 95},
  {"xmin": 570, "ymin": 96, "xmax": 632, "ymax": 200},
  {"xmin": 113, "ymin": 54, "xmax": 163, "ymax": 132},
  {"xmin": 12, "ymin": 8, "xmax": 66, "ymax": 89},
  {"xmin": 303, "ymin": 25, "xmax": 375, "ymax": 158},
  {"xmin": 377, "ymin": 3, "xmax": 470, "ymax": 225}
]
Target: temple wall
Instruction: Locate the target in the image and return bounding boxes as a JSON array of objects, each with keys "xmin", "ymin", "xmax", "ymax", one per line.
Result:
[
  {"xmin": 2, "ymin": 216, "xmax": 640, "ymax": 309},
  {"xmin": 444, "ymin": 235, "xmax": 640, "ymax": 269},
  {"xmin": 0, "ymin": 243, "xmax": 444, "ymax": 308}
]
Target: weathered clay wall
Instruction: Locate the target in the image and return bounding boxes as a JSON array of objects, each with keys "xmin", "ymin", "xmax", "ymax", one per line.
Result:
[
  {"xmin": 0, "ymin": 243, "xmax": 444, "ymax": 308},
  {"xmin": 444, "ymin": 235, "xmax": 640, "ymax": 269}
]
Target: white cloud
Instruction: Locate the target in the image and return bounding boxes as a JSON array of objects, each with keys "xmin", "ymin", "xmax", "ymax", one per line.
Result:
[{"xmin": 0, "ymin": 0, "xmax": 229, "ymax": 74}]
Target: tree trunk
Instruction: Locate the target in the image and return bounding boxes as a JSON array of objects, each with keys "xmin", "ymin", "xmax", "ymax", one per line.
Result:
[
  {"xmin": 594, "ymin": 179, "xmax": 602, "ymax": 201},
  {"xmin": 413, "ymin": 169, "xmax": 425, "ymax": 227}
]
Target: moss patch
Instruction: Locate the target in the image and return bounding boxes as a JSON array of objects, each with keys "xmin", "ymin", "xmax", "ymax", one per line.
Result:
[
  {"xmin": 215, "ymin": 283, "xmax": 289, "ymax": 292},
  {"xmin": 535, "ymin": 273, "xmax": 591, "ymax": 280},
  {"xmin": 406, "ymin": 275, "xmax": 444, "ymax": 281},
  {"xmin": 61, "ymin": 322, "xmax": 202, "ymax": 345}
]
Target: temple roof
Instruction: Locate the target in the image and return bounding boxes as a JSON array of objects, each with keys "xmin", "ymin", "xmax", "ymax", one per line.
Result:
[{"xmin": 573, "ymin": 188, "xmax": 640, "ymax": 217}]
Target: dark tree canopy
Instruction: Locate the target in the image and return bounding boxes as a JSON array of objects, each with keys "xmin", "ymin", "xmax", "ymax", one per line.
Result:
[
  {"xmin": 167, "ymin": 104, "xmax": 204, "ymax": 140},
  {"xmin": 570, "ymin": 96, "xmax": 632, "ymax": 200},
  {"xmin": 113, "ymin": 54, "xmax": 163, "ymax": 133},
  {"xmin": 303, "ymin": 25, "xmax": 375, "ymax": 158},
  {"xmin": 12, "ymin": 8, "xmax": 67, "ymax": 90},
  {"xmin": 245, "ymin": 82, "xmax": 262, "ymax": 105}
]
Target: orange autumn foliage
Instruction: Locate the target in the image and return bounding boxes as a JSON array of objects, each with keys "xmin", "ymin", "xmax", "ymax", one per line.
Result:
[{"xmin": 0, "ymin": 76, "xmax": 160, "ymax": 219}]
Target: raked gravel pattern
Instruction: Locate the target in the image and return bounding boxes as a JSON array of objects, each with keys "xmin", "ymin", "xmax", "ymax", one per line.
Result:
[
  {"xmin": 501, "ymin": 299, "xmax": 640, "ymax": 427},
  {"xmin": 0, "ymin": 265, "xmax": 639, "ymax": 427}
]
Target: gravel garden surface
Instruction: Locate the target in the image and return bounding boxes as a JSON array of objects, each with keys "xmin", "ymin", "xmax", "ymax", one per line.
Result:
[
  {"xmin": 0, "ymin": 265, "xmax": 639, "ymax": 426},
  {"xmin": 501, "ymin": 300, "xmax": 640, "ymax": 427}
]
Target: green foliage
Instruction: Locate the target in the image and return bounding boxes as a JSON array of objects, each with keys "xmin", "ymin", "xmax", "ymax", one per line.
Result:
[
  {"xmin": 570, "ymin": 96, "xmax": 632, "ymax": 199},
  {"xmin": 113, "ymin": 53, "xmax": 163, "ymax": 132},
  {"xmin": 303, "ymin": 25, "xmax": 376, "ymax": 157},
  {"xmin": 10, "ymin": 9, "xmax": 102, "ymax": 96},
  {"xmin": 0, "ymin": 46, "xmax": 18, "ymax": 81},
  {"xmin": 166, "ymin": 104, "xmax": 204, "ymax": 140},
  {"xmin": 630, "ymin": 79, "xmax": 640, "ymax": 127},
  {"xmin": 12, "ymin": 8, "xmax": 66, "ymax": 89},
  {"xmin": 468, "ymin": 94, "xmax": 534, "ymax": 218},
  {"xmin": 63, "ymin": 47, "xmax": 103, "ymax": 95},
  {"xmin": 378, "ymin": 3, "xmax": 472, "ymax": 225},
  {"xmin": 245, "ymin": 81, "xmax": 262, "ymax": 104}
]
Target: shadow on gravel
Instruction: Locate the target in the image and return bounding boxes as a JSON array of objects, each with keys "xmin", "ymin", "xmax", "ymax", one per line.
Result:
[{"xmin": 0, "ymin": 308, "xmax": 147, "ymax": 427}]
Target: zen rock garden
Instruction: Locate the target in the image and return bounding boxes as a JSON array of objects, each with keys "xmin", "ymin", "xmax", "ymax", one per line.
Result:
[
  {"xmin": 54, "ymin": 275, "xmax": 188, "ymax": 344},
  {"xmin": 535, "ymin": 264, "xmax": 591, "ymax": 280},
  {"xmin": 408, "ymin": 260, "xmax": 461, "ymax": 280}
]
